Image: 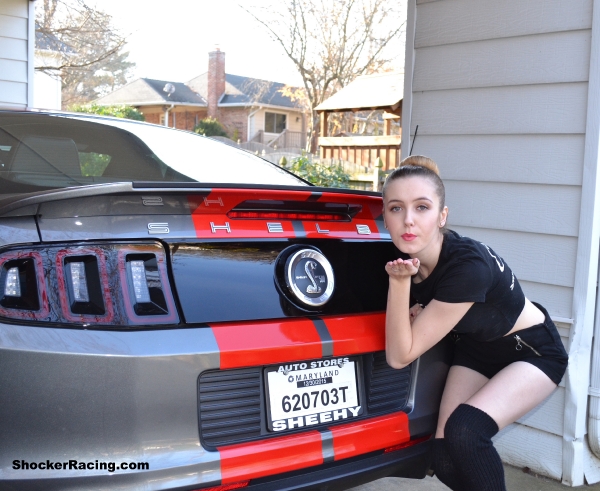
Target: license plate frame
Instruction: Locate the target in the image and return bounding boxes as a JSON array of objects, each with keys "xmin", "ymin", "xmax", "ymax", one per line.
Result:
[{"xmin": 264, "ymin": 357, "xmax": 364, "ymax": 432}]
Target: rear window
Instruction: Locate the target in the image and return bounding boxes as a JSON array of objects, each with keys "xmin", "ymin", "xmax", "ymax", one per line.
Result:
[{"xmin": 0, "ymin": 113, "xmax": 306, "ymax": 195}]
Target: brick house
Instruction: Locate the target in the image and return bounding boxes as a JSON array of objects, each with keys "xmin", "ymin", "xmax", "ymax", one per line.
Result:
[{"xmin": 95, "ymin": 49, "xmax": 307, "ymax": 147}]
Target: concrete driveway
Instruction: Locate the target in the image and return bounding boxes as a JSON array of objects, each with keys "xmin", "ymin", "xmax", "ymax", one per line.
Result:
[{"xmin": 348, "ymin": 465, "xmax": 600, "ymax": 490}]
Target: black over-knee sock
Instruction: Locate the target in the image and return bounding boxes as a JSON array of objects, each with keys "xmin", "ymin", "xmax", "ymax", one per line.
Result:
[
  {"xmin": 431, "ymin": 438, "xmax": 462, "ymax": 490},
  {"xmin": 444, "ymin": 404, "xmax": 506, "ymax": 491}
]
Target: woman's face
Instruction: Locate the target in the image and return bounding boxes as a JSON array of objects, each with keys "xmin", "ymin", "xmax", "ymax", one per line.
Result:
[{"xmin": 383, "ymin": 176, "xmax": 448, "ymax": 256}]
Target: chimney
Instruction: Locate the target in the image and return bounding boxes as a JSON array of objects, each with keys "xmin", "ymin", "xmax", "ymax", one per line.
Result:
[{"xmin": 207, "ymin": 48, "xmax": 225, "ymax": 118}]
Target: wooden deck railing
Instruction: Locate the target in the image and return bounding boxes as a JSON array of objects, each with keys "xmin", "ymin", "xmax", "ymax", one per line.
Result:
[{"xmin": 318, "ymin": 133, "xmax": 401, "ymax": 172}]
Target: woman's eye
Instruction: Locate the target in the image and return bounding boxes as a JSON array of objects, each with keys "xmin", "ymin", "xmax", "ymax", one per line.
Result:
[
  {"xmin": 390, "ymin": 206, "xmax": 401, "ymax": 212},
  {"xmin": 417, "ymin": 205, "xmax": 429, "ymax": 211}
]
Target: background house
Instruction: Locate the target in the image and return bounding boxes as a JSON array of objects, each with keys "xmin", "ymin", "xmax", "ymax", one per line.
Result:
[
  {"xmin": 0, "ymin": 0, "xmax": 35, "ymax": 109},
  {"xmin": 96, "ymin": 49, "xmax": 307, "ymax": 147},
  {"xmin": 402, "ymin": 0, "xmax": 600, "ymax": 486},
  {"xmin": 95, "ymin": 78, "xmax": 207, "ymax": 130}
]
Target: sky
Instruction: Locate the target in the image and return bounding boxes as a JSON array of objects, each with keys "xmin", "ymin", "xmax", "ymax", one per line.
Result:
[
  {"xmin": 91, "ymin": 0, "xmax": 307, "ymax": 86},
  {"xmin": 88, "ymin": 0, "xmax": 406, "ymax": 88}
]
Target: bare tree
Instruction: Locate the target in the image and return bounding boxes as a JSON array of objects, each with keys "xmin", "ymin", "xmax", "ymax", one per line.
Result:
[
  {"xmin": 244, "ymin": 0, "xmax": 406, "ymax": 149},
  {"xmin": 35, "ymin": 0, "xmax": 135, "ymax": 108}
]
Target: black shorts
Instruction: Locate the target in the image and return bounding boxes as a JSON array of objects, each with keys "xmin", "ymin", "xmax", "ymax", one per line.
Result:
[{"xmin": 452, "ymin": 303, "xmax": 568, "ymax": 385}]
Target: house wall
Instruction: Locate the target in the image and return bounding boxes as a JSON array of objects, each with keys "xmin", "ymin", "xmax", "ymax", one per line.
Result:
[
  {"xmin": 138, "ymin": 107, "xmax": 207, "ymax": 131},
  {"xmin": 0, "ymin": 0, "xmax": 34, "ymax": 108},
  {"xmin": 247, "ymin": 108, "xmax": 304, "ymax": 144},
  {"xmin": 403, "ymin": 0, "xmax": 599, "ymax": 485},
  {"xmin": 138, "ymin": 106, "xmax": 303, "ymax": 141},
  {"xmin": 171, "ymin": 108, "xmax": 207, "ymax": 132},
  {"xmin": 219, "ymin": 107, "xmax": 250, "ymax": 142}
]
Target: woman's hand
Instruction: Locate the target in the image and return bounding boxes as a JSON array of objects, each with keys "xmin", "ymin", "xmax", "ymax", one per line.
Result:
[
  {"xmin": 409, "ymin": 303, "xmax": 424, "ymax": 325},
  {"xmin": 385, "ymin": 258, "xmax": 420, "ymax": 279}
]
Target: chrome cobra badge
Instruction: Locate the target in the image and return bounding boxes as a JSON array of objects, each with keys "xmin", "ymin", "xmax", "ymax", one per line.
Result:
[{"xmin": 285, "ymin": 248, "xmax": 335, "ymax": 307}]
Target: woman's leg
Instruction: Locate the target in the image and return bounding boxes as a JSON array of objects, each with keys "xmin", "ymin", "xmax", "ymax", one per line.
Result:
[
  {"xmin": 431, "ymin": 366, "xmax": 490, "ymax": 489},
  {"xmin": 443, "ymin": 403, "xmax": 505, "ymax": 491},
  {"xmin": 465, "ymin": 361, "xmax": 557, "ymax": 430},
  {"xmin": 436, "ymin": 365, "xmax": 490, "ymax": 438},
  {"xmin": 441, "ymin": 361, "xmax": 557, "ymax": 491}
]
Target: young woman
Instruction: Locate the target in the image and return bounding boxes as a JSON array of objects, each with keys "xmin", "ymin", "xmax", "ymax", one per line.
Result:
[{"xmin": 383, "ymin": 155, "xmax": 568, "ymax": 491}]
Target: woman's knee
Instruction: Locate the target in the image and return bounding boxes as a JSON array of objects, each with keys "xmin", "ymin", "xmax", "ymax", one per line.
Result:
[{"xmin": 444, "ymin": 404, "xmax": 499, "ymax": 452}]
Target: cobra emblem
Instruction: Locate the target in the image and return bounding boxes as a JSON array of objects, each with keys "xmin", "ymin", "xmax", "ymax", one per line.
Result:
[{"xmin": 305, "ymin": 261, "xmax": 322, "ymax": 294}]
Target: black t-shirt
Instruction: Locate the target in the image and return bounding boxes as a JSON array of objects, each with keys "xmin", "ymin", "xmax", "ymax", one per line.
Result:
[{"xmin": 410, "ymin": 230, "xmax": 525, "ymax": 341}]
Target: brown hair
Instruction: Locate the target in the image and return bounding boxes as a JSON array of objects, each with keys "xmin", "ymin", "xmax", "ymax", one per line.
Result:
[{"xmin": 382, "ymin": 155, "xmax": 446, "ymax": 210}]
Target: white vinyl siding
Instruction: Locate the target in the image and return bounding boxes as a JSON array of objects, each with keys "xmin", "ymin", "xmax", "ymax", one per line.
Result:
[
  {"xmin": 404, "ymin": 0, "xmax": 597, "ymax": 484},
  {"xmin": 0, "ymin": 0, "xmax": 33, "ymax": 108},
  {"xmin": 414, "ymin": 30, "xmax": 591, "ymax": 91},
  {"xmin": 416, "ymin": 134, "xmax": 584, "ymax": 186},
  {"xmin": 414, "ymin": 0, "xmax": 592, "ymax": 47},
  {"xmin": 411, "ymin": 83, "xmax": 588, "ymax": 135},
  {"xmin": 0, "ymin": 58, "xmax": 27, "ymax": 83},
  {"xmin": 494, "ymin": 425, "xmax": 564, "ymax": 480},
  {"xmin": 444, "ymin": 181, "xmax": 581, "ymax": 237}
]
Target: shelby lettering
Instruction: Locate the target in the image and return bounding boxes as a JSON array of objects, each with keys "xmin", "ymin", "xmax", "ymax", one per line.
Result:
[{"xmin": 13, "ymin": 460, "xmax": 149, "ymax": 473}]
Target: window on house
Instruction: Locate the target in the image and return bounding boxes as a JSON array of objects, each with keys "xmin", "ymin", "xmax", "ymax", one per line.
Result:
[{"xmin": 264, "ymin": 112, "xmax": 286, "ymax": 133}]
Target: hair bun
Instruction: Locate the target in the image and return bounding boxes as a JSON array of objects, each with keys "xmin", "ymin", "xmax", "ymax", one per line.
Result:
[{"xmin": 399, "ymin": 155, "xmax": 440, "ymax": 176}]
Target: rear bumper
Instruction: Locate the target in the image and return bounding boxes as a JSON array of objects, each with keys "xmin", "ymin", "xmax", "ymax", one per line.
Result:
[
  {"xmin": 0, "ymin": 441, "xmax": 432, "ymax": 491},
  {"xmin": 229, "ymin": 439, "xmax": 432, "ymax": 491}
]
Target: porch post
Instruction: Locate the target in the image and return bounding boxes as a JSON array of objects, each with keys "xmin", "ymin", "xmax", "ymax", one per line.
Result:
[{"xmin": 319, "ymin": 111, "xmax": 328, "ymax": 159}]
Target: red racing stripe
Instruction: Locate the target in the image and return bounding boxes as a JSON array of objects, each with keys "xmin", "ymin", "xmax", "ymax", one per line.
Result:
[
  {"xmin": 188, "ymin": 189, "xmax": 387, "ymax": 239},
  {"xmin": 329, "ymin": 412, "xmax": 410, "ymax": 461},
  {"xmin": 323, "ymin": 313, "xmax": 386, "ymax": 357},
  {"xmin": 211, "ymin": 319, "xmax": 323, "ymax": 369},
  {"xmin": 218, "ymin": 431, "xmax": 323, "ymax": 484},
  {"xmin": 189, "ymin": 189, "xmax": 312, "ymax": 239}
]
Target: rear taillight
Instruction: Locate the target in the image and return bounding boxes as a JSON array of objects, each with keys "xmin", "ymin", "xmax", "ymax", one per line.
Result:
[
  {"xmin": 56, "ymin": 247, "xmax": 114, "ymax": 323},
  {"xmin": 0, "ymin": 242, "xmax": 179, "ymax": 327},
  {"xmin": 0, "ymin": 252, "xmax": 48, "ymax": 320},
  {"xmin": 119, "ymin": 246, "xmax": 178, "ymax": 325}
]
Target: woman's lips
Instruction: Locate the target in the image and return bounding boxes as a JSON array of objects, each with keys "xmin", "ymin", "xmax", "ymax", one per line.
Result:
[{"xmin": 402, "ymin": 234, "xmax": 417, "ymax": 241}]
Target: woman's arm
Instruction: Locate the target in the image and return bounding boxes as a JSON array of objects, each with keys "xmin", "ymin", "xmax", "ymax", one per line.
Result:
[{"xmin": 384, "ymin": 258, "xmax": 473, "ymax": 369}]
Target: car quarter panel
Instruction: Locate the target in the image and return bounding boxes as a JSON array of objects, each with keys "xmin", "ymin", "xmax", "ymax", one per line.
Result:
[
  {"xmin": 0, "ymin": 217, "xmax": 40, "ymax": 245},
  {"xmin": 0, "ymin": 323, "xmax": 222, "ymax": 489}
]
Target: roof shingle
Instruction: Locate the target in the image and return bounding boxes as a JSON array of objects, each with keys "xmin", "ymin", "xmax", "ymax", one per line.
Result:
[{"xmin": 95, "ymin": 78, "xmax": 207, "ymax": 106}]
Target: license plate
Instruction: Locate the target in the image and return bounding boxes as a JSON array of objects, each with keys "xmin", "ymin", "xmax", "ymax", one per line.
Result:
[{"xmin": 265, "ymin": 357, "xmax": 362, "ymax": 432}]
